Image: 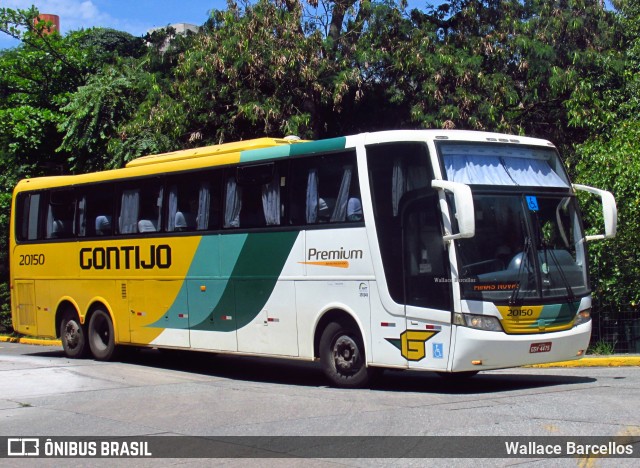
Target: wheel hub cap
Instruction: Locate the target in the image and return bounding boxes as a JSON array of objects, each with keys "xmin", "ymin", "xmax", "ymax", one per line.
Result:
[{"xmin": 333, "ymin": 336, "xmax": 360, "ymax": 374}]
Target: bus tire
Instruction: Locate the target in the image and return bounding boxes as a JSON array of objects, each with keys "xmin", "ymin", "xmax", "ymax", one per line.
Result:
[
  {"xmin": 60, "ymin": 311, "xmax": 88, "ymax": 359},
  {"xmin": 319, "ymin": 321, "xmax": 370, "ymax": 388},
  {"xmin": 88, "ymin": 309, "xmax": 117, "ymax": 361}
]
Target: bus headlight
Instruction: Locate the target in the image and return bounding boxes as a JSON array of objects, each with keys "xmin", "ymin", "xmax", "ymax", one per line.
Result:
[
  {"xmin": 454, "ymin": 313, "xmax": 503, "ymax": 332},
  {"xmin": 574, "ymin": 308, "xmax": 591, "ymax": 326}
]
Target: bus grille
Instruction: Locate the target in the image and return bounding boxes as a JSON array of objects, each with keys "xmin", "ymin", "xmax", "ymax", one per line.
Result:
[{"xmin": 496, "ymin": 303, "xmax": 579, "ymax": 334}]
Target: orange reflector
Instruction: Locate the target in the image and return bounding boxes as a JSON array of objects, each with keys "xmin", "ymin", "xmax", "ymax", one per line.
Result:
[
  {"xmin": 200, "ymin": 285, "xmax": 206, "ymax": 292},
  {"xmin": 576, "ymin": 350, "xmax": 585, "ymax": 356},
  {"xmin": 471, "ymin": 360, "xmax": 483, "ymax": 365}
]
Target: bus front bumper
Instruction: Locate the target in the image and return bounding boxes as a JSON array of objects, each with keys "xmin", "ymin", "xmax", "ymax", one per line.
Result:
[{"xmin": 450, "ymin": 322, "xmax": 592, "ymax": 372}]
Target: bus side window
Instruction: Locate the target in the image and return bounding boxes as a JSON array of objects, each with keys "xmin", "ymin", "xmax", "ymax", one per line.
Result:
[
  {"xmin": 45, "ymin": 190, "xmax": 76, "ymax": 239},
  {"xmin": 15, "ymin": 193, "xmax": 41, "ymax": 241},
  {"xmin": 225, "ymin": 163, "xmax": 284, "ymax": 229},
  {"xmin": 119, "ymin": 181, "xmax": 163, "ymax": 234},
  {"xmin": 77, "ymin": 185, "xmax": 115, "ymax": 237},
  {"xmin": 292, "ymin": 151, "xmax": 361, "ymax": 225},
  {"xmin": 119, "ymin": 189, "xmax": 140, "ymax": 234},
  {"xmin": 167, "ymin": 181, "xmax": 198, "ymax": 232}
]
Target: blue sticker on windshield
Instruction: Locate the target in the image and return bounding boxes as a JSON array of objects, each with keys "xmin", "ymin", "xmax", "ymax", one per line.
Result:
[{"xmin": 526, "ymin": 196, "xmax": 539, "ymax": 211}]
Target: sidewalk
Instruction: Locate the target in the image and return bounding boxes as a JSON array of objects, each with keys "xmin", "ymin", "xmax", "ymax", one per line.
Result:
[{"xmin": 1, "ymin": 335, "xmax": 639, "ymax": 367}]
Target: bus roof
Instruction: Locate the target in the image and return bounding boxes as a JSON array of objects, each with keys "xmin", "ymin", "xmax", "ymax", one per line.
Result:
[
  {"xmin": 13, "ymin": 137, "xmax": 306, "ymax": 192},
  {"xmin": 13, "ymin": 130, "xmax": 556, "ymax": 193},
  {"xmin": 125, "ymin": 137, "xmax": 300, "ymax": 168}
]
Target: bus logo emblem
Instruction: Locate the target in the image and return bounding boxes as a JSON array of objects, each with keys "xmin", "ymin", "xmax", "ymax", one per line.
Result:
[{"xmin": 386, "ymin": 330, "xmax": 439, "ymax": 361}]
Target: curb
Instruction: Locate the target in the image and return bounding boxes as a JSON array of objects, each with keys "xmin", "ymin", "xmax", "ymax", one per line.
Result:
[
  {"xmin": 528, "ymin": 356, "xmax": 640, "ymax": 368},
  {"xmin": 1, "ymin": 335, "xmax": 639, "ymax": 366},
  {"xmin": 0, "ymin": 335, "xmax": 61, "ymax": 347}
]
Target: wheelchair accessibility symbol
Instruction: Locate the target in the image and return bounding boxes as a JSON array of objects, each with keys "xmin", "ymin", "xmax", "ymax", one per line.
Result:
[
  {"xmin": 526, "ymin": 195, "xmax": 539, "ymax": 212},
  {"xmin": 433, "ymin": 343, "xmax": 444, "ymax": 359}
]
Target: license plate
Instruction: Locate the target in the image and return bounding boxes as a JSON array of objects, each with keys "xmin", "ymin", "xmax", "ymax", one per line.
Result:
[{"xmin": 529, "ymin": 342, "xmax": 552, "ymax": 353}]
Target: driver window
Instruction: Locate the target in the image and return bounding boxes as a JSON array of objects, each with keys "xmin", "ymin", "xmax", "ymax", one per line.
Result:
[{"xmin": 403, "ymin": 196, "xmax": 451, "ymax": 310}]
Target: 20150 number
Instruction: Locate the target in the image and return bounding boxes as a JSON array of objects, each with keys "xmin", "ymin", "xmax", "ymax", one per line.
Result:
[
  {"xmin": 507, "ymin": 308, "xmax": 534, "ymax": 317},
  {"xmin": 19, "ymin": 254, "xmax": 45, "ymax": 266}
]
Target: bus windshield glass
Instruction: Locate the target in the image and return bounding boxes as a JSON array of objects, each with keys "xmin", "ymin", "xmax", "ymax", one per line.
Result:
[{"xmin": 440, "ymin": 142, "xmax": 588, "ymax": 303}]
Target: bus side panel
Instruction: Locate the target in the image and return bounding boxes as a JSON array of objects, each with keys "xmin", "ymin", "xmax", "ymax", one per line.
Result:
[
  {"xmin": 236, "ymin": 280, "xmax": 298, "ymax": 356},
  {"xmin": 189, "ymin": 279, "xmax": 238, "ymax": 352},
  {"xmin": 295, "ymin": 280, "xmax": 371, "ymax": 361},
  {"xmin": 368, "ymin": 282, "xmax": 408, "ymax": 368},
  {"xmin": 232, "ymin": 230, "xmax": 304, "ymax": 357},
  {"xmin": 12, "ymin": 241, "xmax": 69, "ymax": 337},
  {"xmin": 129, "ymin": 279, "xmax": 190, "ymax": 348},
  {"xmin": 404, "ymin": 306, "xmax": 452, "ymax": 371},
  {"xmin": 13, "ymin": 280, "xmax": 38, "ymax": 336},
  {"xmin": 298, "ymin": 227, "xmax": 375, "ymax": 359}
]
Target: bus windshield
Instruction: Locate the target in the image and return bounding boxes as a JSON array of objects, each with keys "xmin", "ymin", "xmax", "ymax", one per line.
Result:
[
  {"xmin": 439, "ymin": 142, "xmax": 588, "ymax": 303},
  {"xmin": 453, "ymin": 194, "xmax": 589, "ymax": 303}
]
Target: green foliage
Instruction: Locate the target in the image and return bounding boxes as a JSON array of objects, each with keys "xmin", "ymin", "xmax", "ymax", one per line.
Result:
[
  {"xmin": 572, "ymin": 120, "xmax": 640, "ymax": 310},
  {"xmin": 588, "ymin": 339, "xmax": 617, "ymax": 356},
  {"xmin": 0, "ymin": 281, "xmax": 11, "ymax": 333},
  {"xmin": 58, "ymin": 61, "xmax": 157, "ymax": 171}
]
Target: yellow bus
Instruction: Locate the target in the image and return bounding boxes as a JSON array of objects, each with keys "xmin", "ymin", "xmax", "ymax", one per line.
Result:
[{"xmin": 10, "ymin": 130, "xmax": 616, "ymax": 387}]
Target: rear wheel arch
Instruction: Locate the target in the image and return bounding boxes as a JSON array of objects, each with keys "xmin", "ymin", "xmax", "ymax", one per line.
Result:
[
  {"xmin": 57, "ymin": 302, "xmax": 88, "ymax": 359},
  {"xmin": 55, "ymin": 300, "xmax": 82, "ymax": 338},
  {"xmin": 314, "ymin": 309, "xmax": 374, "ymax": 388},
  {"xmin": 313, "ymin": 309, "xmax": 364, "ymax": 359}
]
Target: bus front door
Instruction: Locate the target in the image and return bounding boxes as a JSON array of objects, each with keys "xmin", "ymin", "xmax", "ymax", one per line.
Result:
[{"xmin": 401, "ymin": 195, "xmax": 453, "ymax": 371}]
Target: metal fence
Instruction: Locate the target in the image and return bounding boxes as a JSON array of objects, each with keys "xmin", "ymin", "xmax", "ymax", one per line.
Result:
[{"xmin": 590, "ymin": 303, "xmax": 640, "ymax": 354}]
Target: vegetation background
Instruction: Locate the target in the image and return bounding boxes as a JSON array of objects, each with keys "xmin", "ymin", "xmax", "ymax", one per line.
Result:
[{"xmin": 1, "ymin": 0, "xmax": 638, "ymax": 349}]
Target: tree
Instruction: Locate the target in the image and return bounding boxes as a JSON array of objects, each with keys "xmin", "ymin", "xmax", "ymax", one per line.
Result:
[
  {"xmin": 58, "ymin": 61, "xmax": 159, "ymax": 171},
  {"xmin": 568, "ymin": 0, "xmax": 640, "ymax": 323},
  {"xmin": 0, "ymin": 7, "xmax": 147, "ymax": 331},
  {"xmin": 573, "ymin": 122, "xmax": 640, "ymax": 310}
]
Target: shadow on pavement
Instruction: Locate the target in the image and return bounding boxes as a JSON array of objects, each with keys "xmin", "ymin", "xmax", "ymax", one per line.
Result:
[{"xmin": 26, "ymin": 345, "xmax": 597, "ymax": 394}]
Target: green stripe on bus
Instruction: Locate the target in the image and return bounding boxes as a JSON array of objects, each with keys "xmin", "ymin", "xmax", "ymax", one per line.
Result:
[
  {"xmin": 206, "ymin": 230, "xmax": 299, "ymax": 331},
  {"xmin": 239, "ymin": 137, "xmax": 347, "ymax": 163},
  {"xmin": 240, "ymin": 145, "xmax": 292, "ymax": 162},
  {"xmin": 529, "ymin": 302, "xmax": 579, "ymax": 330},
  {"xmin": 156, "ymin": 231, "xmax": 299, "ymax": 332},
  {"xmin": 288, "ymin": 137, "xmax": 347, "ymax": 157}
]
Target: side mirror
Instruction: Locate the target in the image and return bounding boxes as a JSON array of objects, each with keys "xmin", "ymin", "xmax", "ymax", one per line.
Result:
[
  {"xmin": 573, "ymin": 184, "xmax": 617, "ymax": 241},
  {"xmin": 431, "ymin": 180, "xmax": 475, "ymax": 241}
]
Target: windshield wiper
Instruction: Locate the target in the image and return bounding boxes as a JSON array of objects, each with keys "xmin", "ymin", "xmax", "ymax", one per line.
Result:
[
  {"xmin": 541, "ymin": 241, "xmax": 576, "ymax": 304},
  {"xmin": 509, "ymin": 233, "xmax": 533, "ymax": 306},
  {"xmin": 533, "ymin": 209, "xmax": 576, "ymax": 305}
]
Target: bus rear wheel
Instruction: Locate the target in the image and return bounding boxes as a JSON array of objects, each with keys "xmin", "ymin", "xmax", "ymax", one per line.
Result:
[
  {"xmin": 88, "ymin": 309, "xmax": 117, "ymax": 361},
  {"xmin": 60, "ymin": 311, "xmax": 88, "ymax": 359},
  {"xmin": 320, "ymin": 321, "xmax": 370, "ymax": 388}
]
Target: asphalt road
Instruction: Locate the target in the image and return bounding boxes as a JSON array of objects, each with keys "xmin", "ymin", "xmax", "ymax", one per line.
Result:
[{"xmin": 0, "ymin": 341, "xmax": 638, "ymax": 466}]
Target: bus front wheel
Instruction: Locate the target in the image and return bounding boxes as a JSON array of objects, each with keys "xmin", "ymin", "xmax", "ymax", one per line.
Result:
[
  {"xmin": 319, "ymin": 321, "xmax": 370, "ymax": 388},
  {"xmin": 60, "ymin": 311, "xmax": 88, "ymax": 359},
  {"xmin": 88, "ymin": 309, "xmax": 117, "ymax": 361}
]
